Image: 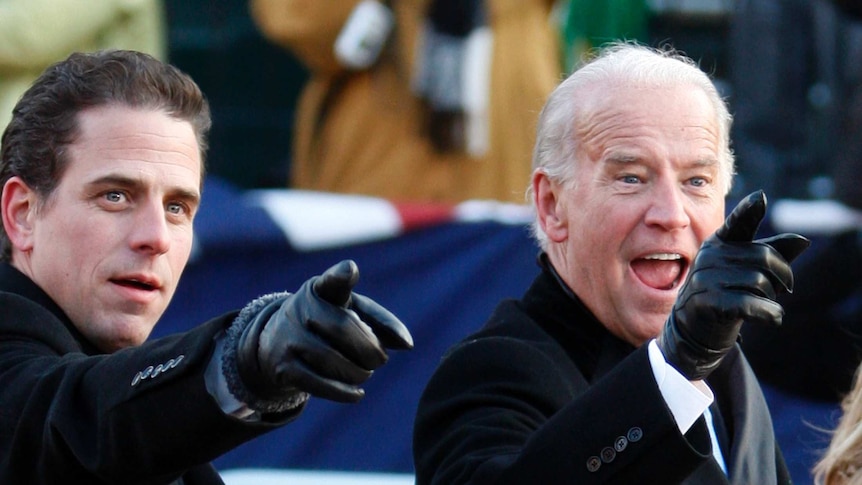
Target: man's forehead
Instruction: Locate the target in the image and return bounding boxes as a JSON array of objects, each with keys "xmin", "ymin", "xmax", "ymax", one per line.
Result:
[{"xmin": 67, "ymin": 106, "xmax": 204, "ymax": 188}]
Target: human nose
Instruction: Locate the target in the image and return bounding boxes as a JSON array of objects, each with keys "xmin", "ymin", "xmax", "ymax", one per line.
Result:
[
  {"xmin": 129, "ymin": 201, "xmax": 171, "ymax": 255},
  {"xmin": 643, "ymin": 180, "xmax": 691, "ymax": 230}
]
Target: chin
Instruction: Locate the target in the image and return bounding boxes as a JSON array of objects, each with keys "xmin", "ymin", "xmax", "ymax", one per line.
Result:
[
  {"xmin": 635, "ymin": 316, "xmax": 668, "ymax": 343},
  {"xmin": 99, "ymin": 331, "xmax": 151, "ymax": 353}
]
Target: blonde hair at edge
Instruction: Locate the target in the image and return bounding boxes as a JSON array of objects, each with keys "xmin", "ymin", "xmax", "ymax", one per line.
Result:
[
  {"xmin": 814, "ymin": 366, "xmax": 862, "ymax": 484},
  {"xmin": 527, "ymin": 42, "xmax": 735, "ymax": 249}
]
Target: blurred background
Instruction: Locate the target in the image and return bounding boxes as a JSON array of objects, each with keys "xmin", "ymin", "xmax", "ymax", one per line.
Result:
[{"xmin": 4, "ymin": 1, "xmax": 862, "ymax": 484}]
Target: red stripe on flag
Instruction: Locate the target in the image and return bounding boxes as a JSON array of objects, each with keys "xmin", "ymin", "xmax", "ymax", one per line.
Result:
[{"xmin": 393, "ymin": 202, "xmax": 456, "ymax": 231}]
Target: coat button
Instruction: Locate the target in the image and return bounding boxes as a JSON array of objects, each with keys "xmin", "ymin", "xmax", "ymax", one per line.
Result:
[
  {"xmin": 601, "ymin": 446, "xmax": 616, "ymax": 463},
  {"xmin": 614, "ymin": 436, "xmax": 628, "ymax": 452},
  {"xmin": 627, "ymin": 427, "xmax": 643, "ymax": 442},
  {"xmin": 586, "ymin": 456, "xmax": 601, "ymax": 472}
]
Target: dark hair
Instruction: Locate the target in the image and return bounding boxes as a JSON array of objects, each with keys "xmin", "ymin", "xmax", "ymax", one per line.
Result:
[{"xmin": 0, "ymin": 49, "xmax": 211, "ymax": 261}]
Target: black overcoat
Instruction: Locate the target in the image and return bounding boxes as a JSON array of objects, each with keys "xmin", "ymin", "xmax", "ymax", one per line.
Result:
[
  {"xmin": 0, "ymin": 263, "xmax": 295, "ymax": 484},
  {"xmin": 413, "ymin": 263, "xmax": 791, "ymax": 484}
]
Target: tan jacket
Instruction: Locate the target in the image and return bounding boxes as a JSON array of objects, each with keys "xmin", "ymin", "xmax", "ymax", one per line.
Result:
[
  {"xmin": 251, "ymin": 0, "xmax": 560, "ymax": 203},
  {"xmin": 0, "ymin": 0, "xmax": 165, "ymax": 133}
]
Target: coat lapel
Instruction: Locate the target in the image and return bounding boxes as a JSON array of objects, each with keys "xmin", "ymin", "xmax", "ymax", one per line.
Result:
[{"xmin": 708, "ymin": 346, "xmax": 780, "ymax": 485}]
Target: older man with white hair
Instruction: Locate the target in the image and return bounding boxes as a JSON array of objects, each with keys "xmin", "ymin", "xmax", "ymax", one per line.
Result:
[{"xmin": 413, "ymin": 42, "xmax": 809, "ymax": 484}]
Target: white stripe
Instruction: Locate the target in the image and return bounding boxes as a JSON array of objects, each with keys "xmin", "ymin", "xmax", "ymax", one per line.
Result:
[
  {"xmin": 221, "ymin": 469, "xmax": 413, "ymax": 485},
  {"xmin": 462, "ymin": 27, "xmax": 493, "ymax": 157},
  {"xmin": 771, "ymin": 198, "xmax": 862, "ymax": 235},
  {"xmin": 247, "ymin": 190, "xmax": 403, "ymax": 251},
  {"xmin": 455, "ymin": 199, "xmax": 534, "ymax": 224}
]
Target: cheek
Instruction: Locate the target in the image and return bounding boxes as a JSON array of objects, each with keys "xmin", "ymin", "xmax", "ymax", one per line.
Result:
[
  {"xmin": 35, "ymin": 212, "xmax": 99, "ymax": 260},
  {"xmin": 169, "ymin": 230, "xmax": 194, "ymax": 270},
  {"xmin": 578, "ymin": 203, "xmax": 633, "ymax": 245},
  {"xmin": 692, "ymin": 207, "xmax": 726, "ymax": 241}
]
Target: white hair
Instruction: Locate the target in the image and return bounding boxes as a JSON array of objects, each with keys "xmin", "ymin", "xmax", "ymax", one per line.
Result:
[{"xmin": 528, "ymin": 42, "xmax": 735, "ymax": 248}]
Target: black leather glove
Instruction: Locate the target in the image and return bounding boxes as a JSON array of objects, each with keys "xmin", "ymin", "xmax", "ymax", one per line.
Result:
[
  {"xmin": 236, "ymin": 260, "xmax": 413, "ymax": 404},
  {"xmin": 657, "ymin": 191, "xmax": 810, "ymax": 381}
]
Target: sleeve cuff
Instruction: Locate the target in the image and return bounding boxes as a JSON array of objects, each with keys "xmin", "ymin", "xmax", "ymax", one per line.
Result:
[
  {"xmin": 221, "ymin": 292, "xmax": 310, "ymax": 415},
  {"xmin": 206, "ymin": 333, "xmax": 258, "ymax": 419},
  {"xmin": 647, "ymin": 339, "xmax": 713, "ymax": 433}
]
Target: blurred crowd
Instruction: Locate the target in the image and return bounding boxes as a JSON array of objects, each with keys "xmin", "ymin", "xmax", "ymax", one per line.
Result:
[
  {"xmin": 3, "ymin": 0, "xmax": 861, "ymax": 207},
  {"xmin": 4, "ymin": 1, "xmax": 862, "ymax": 483}
]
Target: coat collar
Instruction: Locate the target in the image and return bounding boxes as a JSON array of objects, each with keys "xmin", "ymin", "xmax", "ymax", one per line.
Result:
[
  {"xmin": 521, "ymin": 252, "xmax": 636, "ymax": 382},
  {"xmin": 0, "ymin": 261, "xmax": 101, "ymax": 355}
]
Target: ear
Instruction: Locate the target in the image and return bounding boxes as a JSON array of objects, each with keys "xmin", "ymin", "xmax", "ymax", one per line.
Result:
[
  {"xmin": 2, "ymin": 176, "xmax": 37, "ymax": 253},
  {"xmin": 532, "ymin": 170, "xmax": 568, "ymax": 243}
]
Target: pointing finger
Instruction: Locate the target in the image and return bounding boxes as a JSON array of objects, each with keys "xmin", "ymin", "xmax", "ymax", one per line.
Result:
[
  {"xmin": 313, "ymin": 260, "xmax": 359, "ymax": 307},
  {"xmin": 715, "ymin": 190, "xmax": 767, "ymax": 243}
]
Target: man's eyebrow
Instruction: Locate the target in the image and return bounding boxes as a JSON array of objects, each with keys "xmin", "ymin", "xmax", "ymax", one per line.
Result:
[
  {"xmin": 604, "ymin": 153, "xmax": 641, "ymax": 166},
  {"xmin": 693, "ymin": 157, "xmax": 720, "ymax": 167},
  {"xmin": 604, "ymin": 154, "xmax": 720, "ymax": 167},
  {"xmin": 86, "ymin": 174, "xmax": 137, "ymax": 186},
  {"xmin": 86, "ymin": 174, "xmax": 201, "ymax": 204},
  {"xmin": 168, "ymin": 186, "xmax": 202, "ymax": 207},
  {"xmin": 679, "ymin": 157, "xmax": 721, "ymax": 172}
]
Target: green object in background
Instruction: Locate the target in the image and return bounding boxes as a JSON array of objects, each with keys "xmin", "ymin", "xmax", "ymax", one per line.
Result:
[{"xmin": 562, "ymin": 0, "xmax": 650, "ymax": 72}]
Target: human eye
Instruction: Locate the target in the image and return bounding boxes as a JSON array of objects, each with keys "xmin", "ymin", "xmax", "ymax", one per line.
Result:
[
  {"xmin": 103, "ymin": 190, "xmax": 127, "ymax": 204},
  {"xmin": 166, "ymin": 201, "xmax": 187, "ymax": 217},
  {"xmin": 92, "ymin": 189, "xmax": 131, "ymax": 212},
  {"xmin": 605, "ymin": 157, "xmax": 648, "ymax": 190},
  {"xmin": 165, "ymin": 196, "xmax": 198, "ymax": 223},
  {"xmin": 620, "ymin": 174, "xmax": 642, "ymax": 184},
  {"xmin": 686, "ymin": 174, "xmax": 714, "ymax": 189},
  {"xmin": 684, "ymin": 160, "xmax": 719, "ymax": 191}
]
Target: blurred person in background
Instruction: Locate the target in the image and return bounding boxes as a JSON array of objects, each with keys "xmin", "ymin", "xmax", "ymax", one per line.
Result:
[
  {"xmin": 559, "ymin": 0, "xmax": 649, "ymax": 73},
  {"xmin": 249, "ymin": 0, "xmax": 560, "ymax": 203},
  {"xmin": 738, "ymin": 0, "xmax": 862, "ymax": 404},
  {"xmin": 814, "ymin": 362, "xmax": 862, "ymax": 484},
  {"xmin": 0, "ymin": 0, "xmax": 166, "ymax": 131},
  {"xmin": 728, "ymin": 0, "xmax": 862, "ymax": 201}
]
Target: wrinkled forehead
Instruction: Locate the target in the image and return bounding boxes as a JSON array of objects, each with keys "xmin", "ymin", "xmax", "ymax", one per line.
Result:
[
  {"xmin": 573, "ymin": 82, "xmax": 724, "ymax": 159},
  {"xmin": 591, "ymin": 84, "xmax": 714, "ymax": 124}
]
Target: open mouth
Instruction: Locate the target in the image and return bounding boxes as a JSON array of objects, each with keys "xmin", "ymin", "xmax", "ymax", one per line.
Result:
[
  {"xmin": 631, "ymin": 253, "xmax": 687, "ymax": 290},
  {"xmin": 111, "ymin": 279, "xmax": 157, "ymax": 291}
]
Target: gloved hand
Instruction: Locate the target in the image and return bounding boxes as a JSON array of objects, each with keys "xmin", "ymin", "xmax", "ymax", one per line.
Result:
[
  {"xmin": 657, "ymin": 191, "xmax": 810, "ymax": 381},
  {"xmin": 236, "ymin": 260, "xmax": 413, "ymax": 404}
]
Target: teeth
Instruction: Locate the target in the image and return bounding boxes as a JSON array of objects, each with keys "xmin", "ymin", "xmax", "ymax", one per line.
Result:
[{"xmin": 643, "ymin": 253, "xmax": 681, "ymax": 261}]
